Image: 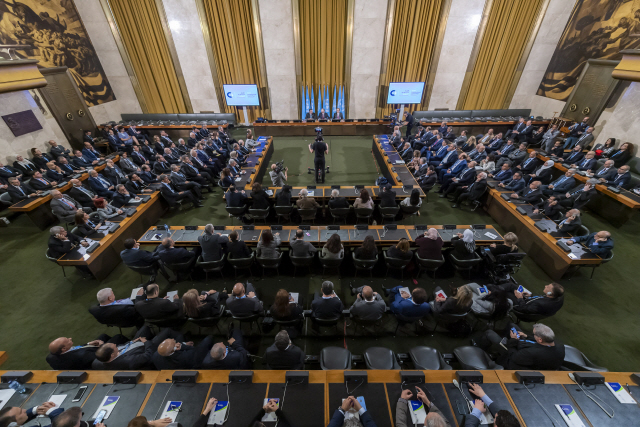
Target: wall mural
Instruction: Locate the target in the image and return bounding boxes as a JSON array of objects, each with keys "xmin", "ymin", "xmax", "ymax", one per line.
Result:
[
  {"xmin": 0, "ymin": 0, "xmax": 115, "ymax": 107},
  {"xmin": 537, "ymin": 0, "xmax": 640, "ymax": 101}
]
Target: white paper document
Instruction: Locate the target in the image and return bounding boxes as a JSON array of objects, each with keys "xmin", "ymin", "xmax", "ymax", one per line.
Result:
[
  {"xmin": 130, "ymin": 287, "xmax": 143, "ymax": 300},
  {"xmin": 166, "ymin": 291, "xmax": 178, "ymax": 300},
  {"xmin": 261, "ymin": 399, "xmax": 279, "ymax": 422},
  {"xmin": 161, "ymin": 401, "xmax": 182, "ymax": 422},
  {"xmin": 0, "ymin": 389, "xmax": 16, "ymax": 410},
  {"xmin": 605, "ymin": 382, "xmax": 637, "ymax": 404}
]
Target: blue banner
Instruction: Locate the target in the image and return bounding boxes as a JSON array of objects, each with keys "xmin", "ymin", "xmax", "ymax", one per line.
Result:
[
  {"xmin": 310, "ymin": 85, "xmax": 315, "ymax": 117},
  {"xmin": 324, "ymin": 86, "xmax": 329, "ymax": 113},
  {"xmin": 332, "ymin": 85, "xmax": 337, "ymax": 116}
]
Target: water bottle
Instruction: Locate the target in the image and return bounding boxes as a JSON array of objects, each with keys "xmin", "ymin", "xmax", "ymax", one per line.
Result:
[
  {"xmin": 9, "ymin": 380, "xmax": 26, "ymax": 394},
  {"xmin": 164, "ymin": 224, "xmax": 169, "ymax": 234}
]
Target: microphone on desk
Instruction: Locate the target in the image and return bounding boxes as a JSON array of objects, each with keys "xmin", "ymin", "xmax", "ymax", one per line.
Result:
[
  {"xmin": 354, "ymin": 226, "xmax": 359, "ymax": 236},
  {"xmin": 568, "ymin": 373, "xmax": 614, "ymax": 418},
  {"xmin": 381, "ymin": 226, "xmax": 388, "ymax": 239}
]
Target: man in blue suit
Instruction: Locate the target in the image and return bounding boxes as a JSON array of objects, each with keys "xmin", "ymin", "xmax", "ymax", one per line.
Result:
[
  {"xmin": 489, "ymin": 162, "xmax": 513, "ymax": 182},
  {"xmin": 440, "ymin": 161, "xmax": 476, "ymax": 196},
  {"xmin": 386, "ymin": 286, "xmax": 431, "ymax": 318},
  {"xmin": 423, "ymin": 138, "xmax": 446, "ymax": 158},
  {"xmin": 572, "ymin": 151, "xmax": 597, "ymax": 171},
  {"xmin": 485, "ymin": 132, "xmax": 504, "ymax": 153},
  {"xmin": 601, "ymin": 165, "xmax": 631, "ymax": 188},
  {"xmin": 568, "ymin": 231, "xmax": 614, "ymax": 258},
  {"xmin": 438, "ymin": 153, "xmax": 467, "ymax": 185},
  {"xmin": 328, "ymin": 396, "xmax": 377, "ymax": 427},
  {"xmin": 562, "ymin": 145, "xmax": 585, "ymax": 164},
  {"xmin": 498, "ymin": 171, "xmax": 525, "ymax": 192},
  {"xmin": 88, "ymin": 170, "xmax": 115, "ymax": 199},
  {"xmin": 542, "ymin": 169, "xmax": 576, "ymax": 196},
  {"xmin": 82, "ymin": 141, "xmax": 101, "ymax": 162}
]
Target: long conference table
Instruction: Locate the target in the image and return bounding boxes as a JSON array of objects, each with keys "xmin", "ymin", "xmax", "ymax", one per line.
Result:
[
  {"xmin": 8, "ymin": 154, "xmax": 120, "ymax": 230},
  {"xmin": 1, "ymin": 369, "xmax": 638, "ymax": 427},
  {"xmin": 483, "ymin": 181, "xmax": 602, "ymax": 280},
  {"xmin": 530, "ymin": 149, "xmax": 640, "ymax": 227},
  {"xmin": 253, "ymin": 119, "xmax": 391, "ymax": 136}
]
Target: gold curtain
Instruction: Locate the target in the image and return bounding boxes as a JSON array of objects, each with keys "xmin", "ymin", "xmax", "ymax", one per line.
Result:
[
  {"xmin": 380, "ymin": 0, "xmax": 445, "ymax": 116},
  {"xmin": 459, "ymin": 0, "xmax": 545, "ymax": 110},
  {"xmin": 298, "ymin": 0, "xmax": 348, "ymax": 100},
  {"xmin": 203, "ymin": 0, "xmax": 269, "ymax": 122},
  {"xmin": 108, "ymin": 0, "xmax": 187, "ymax": 113}
]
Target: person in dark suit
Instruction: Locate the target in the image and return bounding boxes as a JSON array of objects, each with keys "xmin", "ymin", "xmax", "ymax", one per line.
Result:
[
  {"xmin": 311, "ymin": 281, "xmax": 344, "ymax": 320},
  {"xmin": 450, "ymin": 172, "xmax": 488, "ymax": 208},
  {"xmin": 88, "ymin": 170, "xmax": 115, "ymax": 199},
  {"xmin": 45, "ymin": 162, "xmax": 68, "ymax": 182},
  {"xmin": 542, "ymin": 169, "xmax": 576, "ymax": 196},
  {"xmin": 226, "ymin": 282, "xmax": 264, "ymax": 317},
  {"xmin": 28, "ymin": 171, "xmax": 55, "ymax": 191},
  {"xmin": 0, "ymin": 401, "xmax": 65, "ymax": 427},
  {"xmin": 463, "ymin": 383, "xmax": 520, "ymax": 427},
  {"xmin": 333, "ymin": 108, "xmax": 344, "ymax": 121},
  {"xmin": 557, "ymin": 180, "xmax": 597, "ymax": 210},
  {"xmin": 153, "ymin": 333, "xmax": 213, "ymax": 370},
  {"xmin": 327, "ymin": 189, "xmax": 349, "ymax": 209},
  {"xmin": 125, "ymin": 173, "xmax": 154, "ymax": 195},
  {"xmin": 604, "ymin": 142, "xmax": 633, "ymax": 167},
  {"xmin": 13, "ymin": 155, "xmax": 39, "ymax": 176},
  {"xmin": 0, "ymin": 161, "xmax": 22, "ymax": 181},
  {"xmin": 120, "ymin": 238, "xmax": 169, "ymax": 282},
  {"xmin": 386, "ymin": 285, "xmax": 431, "ymax": 318},
  {"xmin": 111, "ymin": 184, "xmax": 138, "ymax": 208},
  {"xmin": 562, "ymin": 145, "xmax": 585, "ymax": 164},
  {"xmin": 103, "ymin": 160, "xmax": 128, "ymax": 186},
  {"xmin": 68, "ymin": 179, "xmax": 98, "ymax": 208},
  {"xmin": 73, "ymin": 211, "xmax": 103, "ymax": 238},
  {"xmin": 135, "ymin": 283, "xmax": 184, "ymax": 320},
  {"xmin": 525, "ymin": 159, "xmax": 554, "ymax": 185},
  {"xmin": 82, "ymin": 130, "xmax": 96, "ymax": 145},
  {"xmin": 349, "ymin": 285, "xmax": 386, "ymax": 321},
  {"xmin": 305, "ymin": 108, "xmax": 316, "ymax": 120},
  {"xmin": 227, "ymin": 230, "xmax": 252, "ymax": 259},
  {"xmin": 509, "ymin": 180, "xmax": 543, "ymax": 204},
  {"xmin": 56, "ymin": 156, "xmax": 84, "ymax": 174},
  {"xmin": 497, "ymin": 172, "xmax": 525, "ymax": 192},
  {"xmin": 418, "ymin": 165, "xmax": 438, "ymax": 190},
  {"xmin": 90, "ymin": 287, "xmax": 144, "ymax": 329},
  {"xmin": 478, "ymin": 323, "xmax": 565, "ymax": 371},
  {"xmin": 157, "ymin": 237, "xmax": 198, "ymax": 270},
  {"xmin": 488, "ymin": 162, "xmax": 513, "ymax": 182},
  {"xmin": 600, "ymin": 165, "xmax": 631, "ymax": 188},
  {"xmin": 533, "ymin": 196, "xmax": 562, "ymax": 219},
  {"xmin": 92, "ymin": 326, "xmax": 177, "ymax": 370},
  {"xmin": 48, "ymin": 140, "xmax": 72, "ymax": 159},
  {"xmin": 200, "ymin": 327, "xmax": 250, "ymax": 369},
  {"xmin": 199, "ymin": 224, "xmax": 228, "ymax": 261},
  {"xmin": 30, "ymin": 148, "xmax": 54, "ymax": 170},
  {"xmin": 437, "ymin": 153, "xmax": 467, "ymax": 184},
  {"xmin": 329, "ymin": 397, "xmax": 377, "ymax": 427},
  {"xmin": 515, "ymin": 151, "xmax": 539, "ymax": 176},
  {"xmin": 587, "ymin": 159, "xmax": 615, "ymax": 181},
  {"xmin": 72, "ymin": 150, "xmax": 97, "ymax": 168},
  {"xmin": 170, "ymin": 164, "xmax": 203, "ymax": 198},
  {"xmin": 131, "ymin": 145, "xmax": 149, "ymax": 167},
  {"xmin": 46, "ymin": 332, "xmax": 128, "ymax": 370},
  {"xmin": 504, "ymin": 282, "xmax": 564, "ymax": 317},
  {"xmin": 181, "ymin": 155, "xmax": 213, "ymax": 186},
  {"xmin": 379, "ymin": 183, "xmax": 397, "ymax": 207},
  {"xmin": 6, "ymin": 177, "xmax": 39, "ymax": 202},
  {"xmin": 497, "ymin": 143, "xmax": 527, "ymax": 168},
  {"xmin": 159, "ymin": 174, "xmax": 203, "ymax": 208},
  {"xmin": 441, "ymin": 162, "xmax": 476, "ymax": 196},
  {"xmin": 563, "ymin": 117, "xmax": 590, "ymax": 149},
  {"xmin": 568, "ymin": 231, "xmax": 614, "ymax": 258},
  {"xmin": 139, "ymin": 165, "xmax": 158, "ymax": 184},
  {"xmin": 48, "ymin": 225, "xmax": 89, "ymax": 258},
  {"xmin": 153, "ymin": 155, "xmax": 172, "ymax": 175},
  {"xmin": 263, "ymin": 330, "xmax": 305, "ymax": 369},
  {"xmin": 484, "ymin": 133, "xmax": 504, "ymax": 154},
  {"xmin": 504, "ymin": 117, "xmax": 526, "ymax": 141},
  {"xmin": 571, "ymin": 151, "xmax": 597, "ymax": 171},
  {"xmin": 81, "ymin": 141, "xmax": 102, "ymax": 163},
  {"xmin": 555, "ymin": 209, "xmax": 583, "ymax": 234},
  {"xmin": 318, "ymin": 108, "xmax": 329, "ymax": 120},
  {"xmin": 224, "ymin": 184, "xmax": 247, "ymax": 207}
]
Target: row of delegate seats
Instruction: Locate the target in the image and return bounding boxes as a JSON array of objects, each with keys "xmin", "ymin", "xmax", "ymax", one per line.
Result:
[{"xmin": 411, "ymin": 108, "xmax": 534, "ymax": 122}]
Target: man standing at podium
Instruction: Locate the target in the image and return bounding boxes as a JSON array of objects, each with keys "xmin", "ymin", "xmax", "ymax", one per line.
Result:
[{"xmin": 309, "ymin": 137, "xmax": 328, "ymax": 183}]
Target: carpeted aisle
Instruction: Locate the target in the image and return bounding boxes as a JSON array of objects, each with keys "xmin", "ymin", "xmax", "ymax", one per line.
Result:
[{"xmin": 0, "ymin": 129, "xmax": 638, "ymax": 372}]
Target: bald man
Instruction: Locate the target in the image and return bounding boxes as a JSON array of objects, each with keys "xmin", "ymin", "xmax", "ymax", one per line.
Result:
[
  {"xmin": 152, "ymin": 333, "xmax": 213, "ymax": 370},
  {"xmin": 92, "ymin": 326, "xmax": 174, "ymax": 370},
  {"xmin": 0, "ymin": 401, "xmax": 65, "ymax": 427},
  {"xmin": 200, "ymin": 325, "xmax": 250, "ymax": 370},
  {"xmin": 568, "ymin": 230, "xmax": 614, "ymax": 258},
  {"xmin": 68, "ymin": 178, "xmax": 98, "ymax": 208},
  {"xmin": 397, "ymin": 387, "xmax": 451, "ymax": 427},
  {"xmin": 225, "ymin": 282, "xmax": 264, "ymax": 317},
  {"xmin": 45, "ymin": 332, "xmax": 128, "ymax": 370},
  {"xmin": 349, "ymin": 285, "xmax": 385, "ymax": 321}
]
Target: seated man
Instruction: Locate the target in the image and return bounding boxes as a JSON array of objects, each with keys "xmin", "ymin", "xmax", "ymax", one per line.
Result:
[
  {"xmin": 385, "ymin": 286, "xmax": 431, "ymax": 319},
  {"xmin": 152, "ymin": 334, "xmax": 213, "ymax": 370},
  {"xmin": 515, "ymin": 151, "xmax": 539, "ymax": 176},
  {"xmin": 89, "ymin": 287, "xmax": 145, "ymax": 328},
  {"xmin": 170, "ymin": 164, "xmax": 203, "ymax": 199},
  {"xmin": 49, "ymin": 139, "xmax": 72, "ymax": 159},
  {"xmin": 329, "ymin": 396, "xmax": 375, "ymax": 427},
  {"xmin": 224, "ymin": 184, "xmax": 247, "ymax": 207},
  {"xmin": 572, "ymin": 151, "xmax": 597, "ymax": 171},
  {"xmin": 488, "ymin": 163, "xmax": 512, "ymax": 183},
  {"xmin": 497, "ymin": 172, "xmax": 525, "ymax": 192},
  {"xmin": 541, "ymin": 169, "xmax": 576, "ymax": 196},
  {"xmin": 92, "ymin": 327, "xmax": 180, "ymax": 370},
  {"xmin": 437, "ymin": 153, "xmax": 467, "ymax": 185},
  {"xmin": 311, "ymin": 281, "xmax": 344, "ymax": 320},
  {"xmin": 567, "ymin": 230, "xmax": 614, "ymax": 258},
  {"xmin": 48, "ymin": 225, "xmax": 88, "ymax": 258},
  {"xmin": 503, "ymin": 282, "xmax": 564, "ymax": 317},
  {"xmin": 586, "ymin": 159, "xmax": 615, "ymax": 181},
  {"xmin": 125, "ymin": 173, "xmax": 154, "ymax": 195},
  {"xmin": 72, "ymin": 149, "xmax": 97, "ymax": 168},
  {"xmin": 464, "ymin": 383, "xmax": 521, "ymax": 427},
  {"xmin": 29, "ymin": 171, "xmax": 56, "ymax": 191},
  {"xmin": 159, "ymin": 174, "xmax": 203, "ymax": 208},
  {"xmin": 496, "ymin": 143, "xmax": 527, "ymax": 168},
  {"xmin": 289, "ymin": 229, "xmax": 318, "ymax": 257},
  {"xmin": 600, "ymin": 165, "xmax": 631, "ymax": 188},
  {"xmin": 0, "ymin": 161, "xmax": 23, "ymax": 182},
  {"xmin": 7, "ymin": 177, "xmax": 39, "ymax": 203},
  {"xmin": 135, "ymin": 283, "xmax": 183, "ymax": 321},
  {"xmin": 350, "ymin": 285, "xmax": 386, "ymax": 321},
  {"xmin": 562, "ymin": 145, "xmax": 585, "ymax": 164},
  {"xmin": 120, "ymin": 238, "xmax": 168, "ymax": 282},
  {"xmin": 397, "ymin": 387, "xmax": 451, "ymax": 427},
  {"xmin": 296, "ymin": 188, "xmax": 321, "ymax": 221},
  {"xmin": 440, "ymin": 161, "xmax": 476, "ymax": 196},
  {"xmin": 477, "ymin": 323, "xmax": 565, "ymax": 371},
  {"xmin": 82, "ymin": 141, "xmax": 102, "ymax": 163},
  {"xmin": 226, "ymin": 282, "xmax": 264, "ymax": 317},
  {"xmin": 139, "ymin": 164, "xmax": 159, "ymax": 184},
  {"xmin": 181, "ymin": 155, "xmax": 213, "ymax": 186},
  {"xmin": 556, "ymin": 209, "xmax": 583, "ymax": 234},
  {"xmin": 153, "ymin": 155, "xmax": 172, "ymax": 175},
  {"xmin": 263, "ymin": 330, "xmax": 305, "ymax": 369},
  {"xmin": 119, "ymin": 152, "xmax": 140, "ymax": 174},
  {"xmin": 111, "ymin": 183, "xmax": 140, "ymax": 208},
  {"xmin": 57, "ymin": 156, "xmax": 84, "ymax": 175},
  {"xmin": 44, "ymin": 161, "xmax": 68, "ymax": 182},
  {"xmin": 450, "ymin": 172, "xmax": 488, "ymax": 209},
  {"xmin": 328, "ymin": 189, "xmax": 349, "ymax": 209},
  {"xmin": 200, "ymin": 327, "xmax": 250, "ymax": 369},
  {"xmin": 0, "ymin": 401, "xmax": 64, "ymax": 427},
  {"xmin": 556, "ymin": 180, "xmax": 597, "ymax": 210},
  {"xmin": 158, "ymin": 236, "xmax": 197, "ymax": 266},
  {"xmin": 88, "ymin": 170, "xmax": 115, "ymax": 199},
  {"xmin": 508, "ymin": 180, "xmax": 542, "ymax": 204},
  {"xmin": 46, "ymin": 333, "xmax": 127, "ymax": 370},
  {"xmin": 50, "ymin": 190, "xmax": 91, "ymax": 222}
]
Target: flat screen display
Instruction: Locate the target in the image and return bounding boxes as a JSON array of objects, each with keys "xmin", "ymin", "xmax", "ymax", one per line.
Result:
[
  {"xmin": 223, "ymin": 84, "xmax": 260, "ymax": 106},
  {"xmin": 386, "ymin": 82, "xmax": 425, "ymax": 104}
]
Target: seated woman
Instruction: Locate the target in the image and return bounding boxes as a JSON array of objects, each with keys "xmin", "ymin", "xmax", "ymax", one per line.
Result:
[
  {"xmin": 94, "ymin": 197, "xmax": 124, "ymax": 220},
  {"xmin": 594, "ymin": 137, "xmax": 616, "ymax": 158},
  {"xmin": 387, "ymin": 237, "xmax": 413, "ymax": 261},
  {"xmin": 256, "ymin": 229, "xmax": 281, "ymax": 259},
  {"xmin": 353, "ymin": 188, "xmax": 373, "ymax": 209},
  {"xmin": 270, "ymin": 288, "xmax": 304, "ymax": 328},
  {"xmin": 400, "ymin": 188, "xmax": 422, "ymax": 211},
  {"xmin": 227, "ymin": 230, "xmax": 252, "ymax": 259},
  {"xmin": 468, "ymin": 284, "xmax": 512, "ymax": 316},
  {"xmin": 74, "ymin": 211, "xmax": 103, "ymax": 238},
  {"xmin": 321, "ymin": 233, "xmax": 344, "ymax": 259},
  {"xmin": 603, "ymin": 142, "xmax": 633, "ymax": 167},
  {"xmin": 489, "ymin": 232, "xmax": 518, "ymax": 256},
  {"xmin": 414, "ymin": 228, "xmax": 443, "ymax": 260},
  {"xmin": 182, "ymin": 288, "xmax": 227, "ymax": 319},
  {"xmin": 525, "ymin": 160, "xmax": 554, "ymax": 185},
  {"xmin": 407, "ymin": 150, "xmax": 422, "ymax": 172},
  {"xmin": 450, "ymin": 229, "xmax": 476, "ymax": 260},
  {"xmin": 219, "ymin": 167, "xmax": 234, "ymax": 188},
  {"xmin": 430, "ymin": 284, "xmax": 473, "ymax": 315},
  {"xmin": 476, "ymin": 153, "xmax": 496, "ymax": 173},
  {"xmin": 353, "ymin": 235, "xmax": 377, "ymax": 260},
  {"xmin": 275, "ymin": 184, "xmax": 292, "ymax": 206},
  {"xmin": 250, "ymin": 182, "xmax": 270, "ymax": 210}
]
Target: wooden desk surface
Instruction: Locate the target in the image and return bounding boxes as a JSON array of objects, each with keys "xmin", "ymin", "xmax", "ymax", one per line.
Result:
[
  {"xmin": 372, "ymin": 135, "xmax": 421, "ymax": 189},
  {"xmin": 100, "ymin": 124, "xmax": 229, "ymax": 130},
  {"xmin": 253, "ymin": 120, "xmax": 387, "ymax": 126},
  {"xmin": 0, "ymin": 352, "xmax": 6, "ymax": 367}
]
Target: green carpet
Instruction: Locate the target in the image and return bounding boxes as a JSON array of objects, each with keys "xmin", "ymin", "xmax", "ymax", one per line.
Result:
[{"xmin": 1, "ymin": 129, "xmax": 638, "ymax": 372}]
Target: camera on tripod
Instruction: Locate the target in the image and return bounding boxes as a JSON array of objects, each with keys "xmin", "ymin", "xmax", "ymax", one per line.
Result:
[
  {"xmin": 315, "ymin": 127, "xmax": 323, "ymax": 138},
  {"xmin": 274, "ymin": 159, "xmax": 287, "ymax": 174}
]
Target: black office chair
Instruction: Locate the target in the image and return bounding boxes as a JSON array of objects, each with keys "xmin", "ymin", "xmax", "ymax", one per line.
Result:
[
  {"xmin": 472, "ymin": 308, "xmax": 509, "ymax": 331},
  {"xmin": 449, "ymin": 252, "xmax": 482, "ymax": 280},
  {"xmin": 400, "ymin": 205, "xmax": 421, "ymax": 223},
  {"xmin": 421, "ymin": 182, "xmax": 436, "ymax": 203},
  {"xmin": 225, "ymin": 206, "xmax": 247, "ymax": 225},
  {"xmin": 319, "ymin": 253, "xmax": 343, "ymax": 276},
  {"xmin": 415, "ymin": 253, "xmax": 445, "ymax": 280},
  {"xmin": 575, "ymin": 225, "xmax": 590, "ymax": 237},
  {"xmin": 275, "ymin": 205, "xmax": 293, "ymax": 223},
  {"xmin": 248, "ymin": 207, "xmax": 270, "ymax": 224},
  {"xmin": 393, "ymin": 314, "xmax": 424, "ymax": 336},
  {"xmin": 188, "ymin": 306, "xmax": 225, "ymax": 335},
  {"xmin": 196, "ymin": 254, "xmax": 226, "ymax": 281},
  {"xmin": 383, "ymin": 250, "xmax": 411, "ymax": 279},
  {"xmin": 320, "ymin": 347, "xmax": 352, "ymax": 370},
  {"xmin": 312, "ymin": 315, "xmax": 342, "ymax": 335},
  {"xmin": 453, "ymin": 346, "xmax": 503, "ymax": 370},
  {"xmin": 431, "ymin": 309, "xmax": 471, "ymax": 334},
  {"xmin": 352, "ymin": 253, "xmax": 378, "ymax": 278},
  {"xmin": 70, "ymin": 226, "xmax": 83, "ymax": 238},
  {"xmin": 378, "ymin": 206, "xmax": 400, "ymax": 223},
  {"xmin": 256, "ymin": 252, "xmax": 283, "ymax": 277},
  {"xmin": 272, "ymin": 316, "xmax": 303, "ymax": 332},
  {"xmin": 330, "ymin": 207, "xmax": 351, "ymax": 224},
  {"xmin": 574, "ymin": 250, "xmax": 613, "ymax": 280},
  {"xmin": 46, "ymin": 249, "xmax": 67, "ymax": 277},
  {"xmin": 355, "ymin": 207, "xmax": 374, "ymax": 224},
  {"xmin": 145, "ymin": 316, "xmax": 187, "ymax": 331},
  {"xmin": 297, "ymin": 208, "xmax": 317, "ymax": 224},
  {"xmin": 126, "ymin": 264, "xmax": 158, "ymax": 283},
  {"xmin": 161, "ymin": 192, "xmax": 184, "ymax": 210},
  {"xmin": 351, "ymin": 313, "xmax": 384, "ymax": 336},
  {"xmin": 231, "ymin": 313, "xmax": 262, "ymax": 334},
  {"xmin": 510, "ymin": 308, "xmax": 552, "ymax": 324},
  {"xmin": 228, "ymin": 253, "xmax": 254, "ymax": 278},
  {"xmin": 363, "ymin": 347, "xmax": 400, "ymax": 369},
  {"xmin": 562, "ymin": 345, "xmax": 608, "ymax": 372},
  {"xmin": 409, "ymin": 346, "xmax": 452, "ymax": 370},
  {"xmin": 290, "ymin": 253, "xmax": 315, "ymax": 276},
  {"xmin": 164, "ymin": 259, "xmax": 195, "ymax": 282}
]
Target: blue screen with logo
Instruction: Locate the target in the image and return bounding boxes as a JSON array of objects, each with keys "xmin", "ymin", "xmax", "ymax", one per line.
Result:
[
  {"xmin": 223, "ymin": 84, "xmax": 260, "ymax": 106},
  {"xmin": 387, "ymin": 82, "xmax": 425, "ymax": 104}
]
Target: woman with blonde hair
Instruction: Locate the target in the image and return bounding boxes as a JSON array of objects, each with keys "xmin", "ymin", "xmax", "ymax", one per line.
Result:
[
  {"xmin": 387, "ymin": 237, "xmax": 413, "ymax": 261},
  {"xmin": 430, "ymin": 284, "xmax": 473, "ymax": 314},
  {"xmin": 490, "ymin": 232, "xmax": 518, "ymax": 256}
]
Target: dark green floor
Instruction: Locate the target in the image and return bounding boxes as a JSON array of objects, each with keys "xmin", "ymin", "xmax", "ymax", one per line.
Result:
[{"xmin": 1, "ymin": 130, "xmax": 638, "ymax": 371}]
